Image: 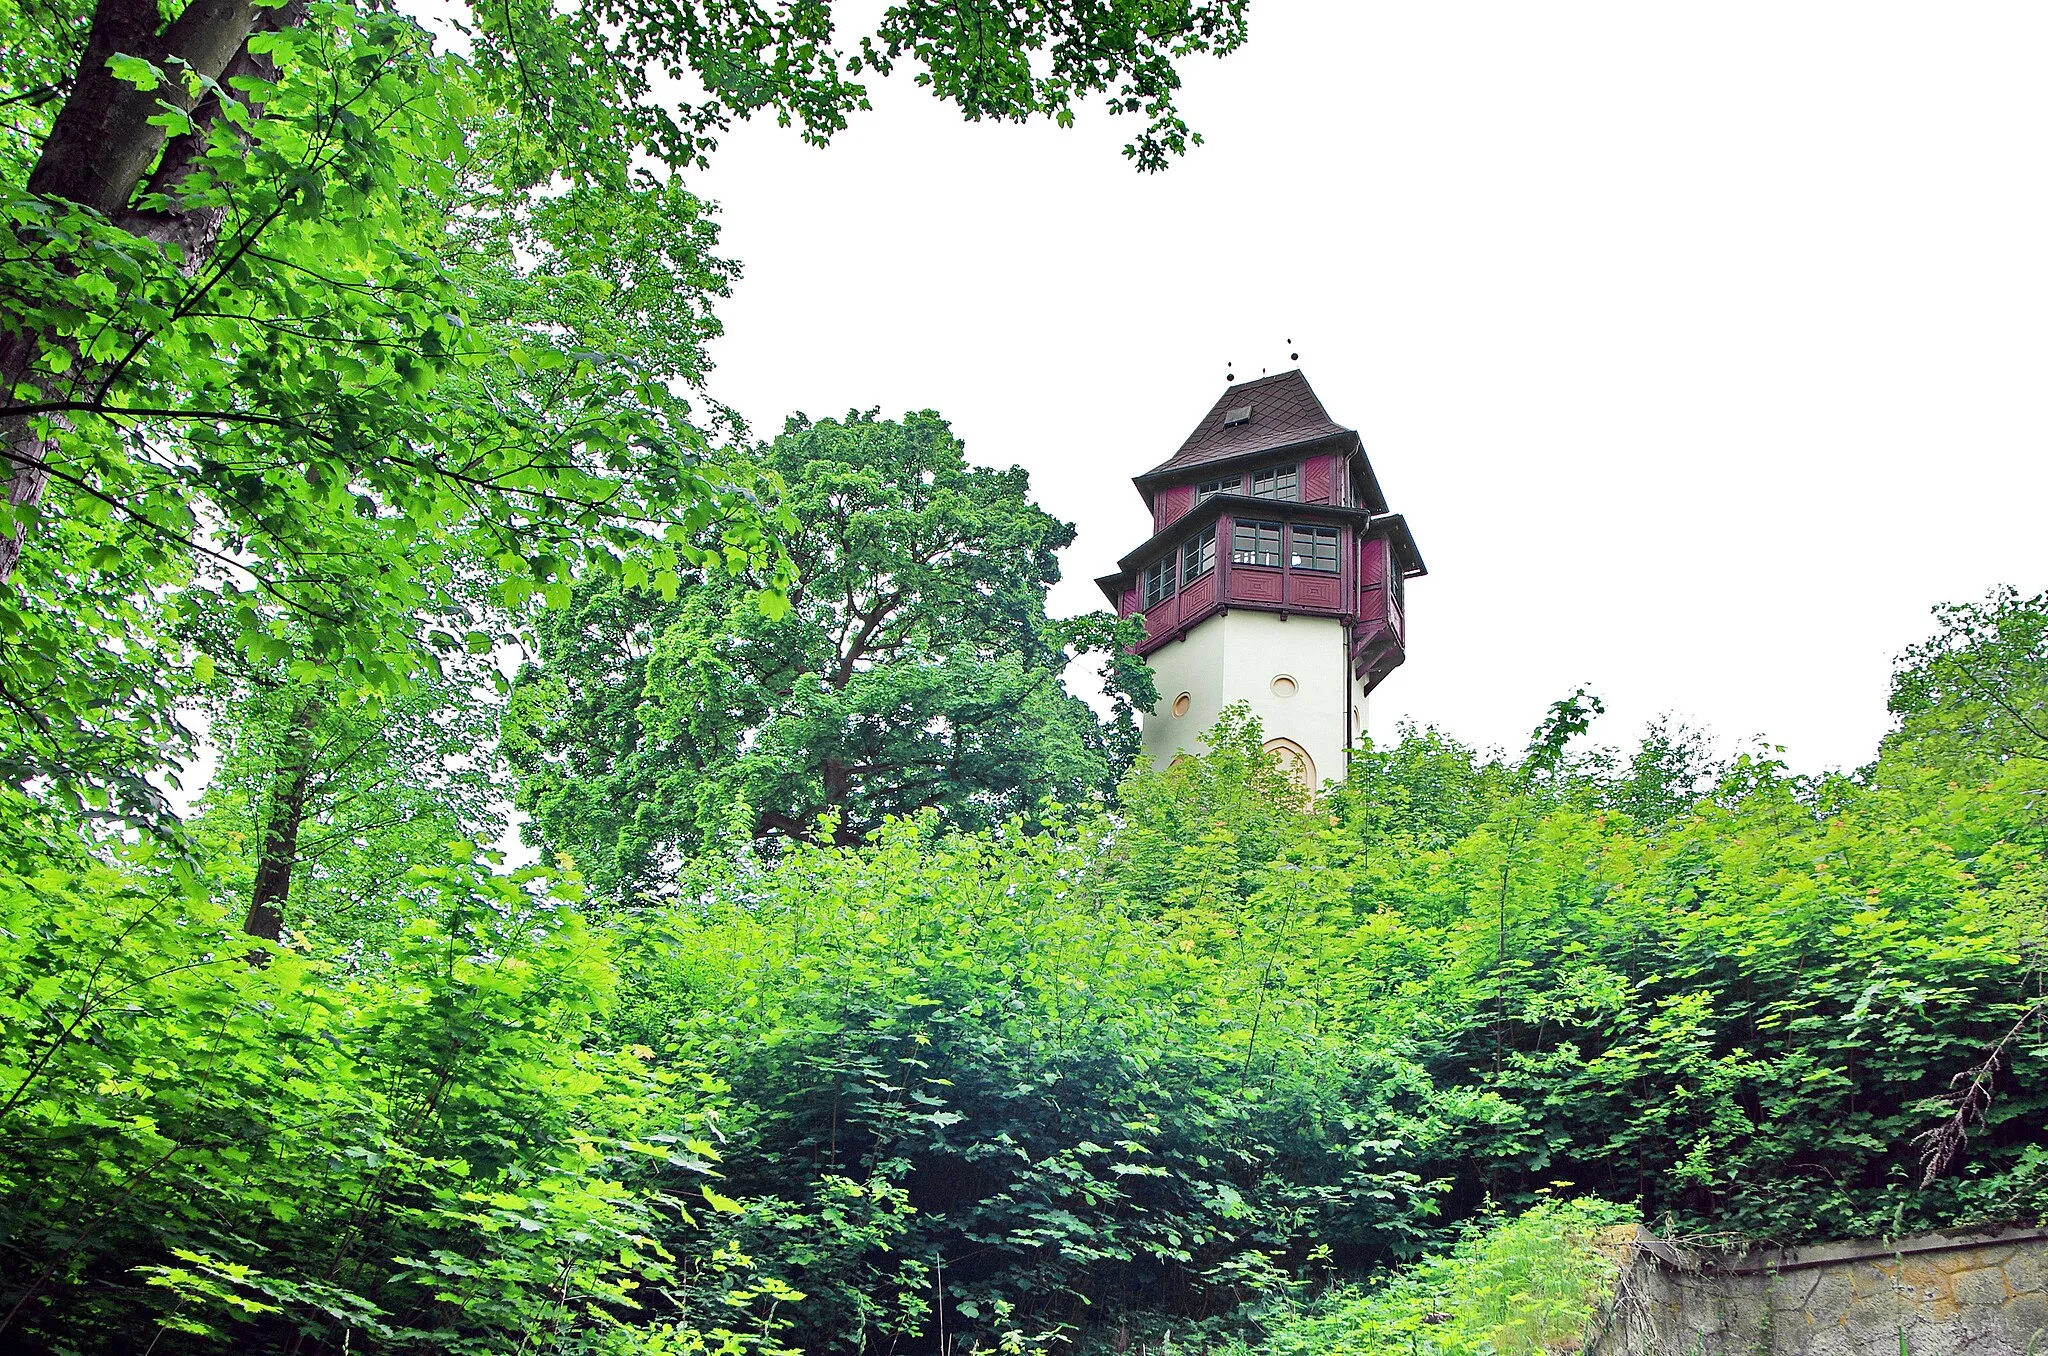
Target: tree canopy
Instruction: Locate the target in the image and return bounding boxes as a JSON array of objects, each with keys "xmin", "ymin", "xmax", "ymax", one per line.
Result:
[
  {"xmin": 507, "ymin": 409, "xmax": 1152, "ymax": 897},
  {"xmin": 0, "ymin": 0, "xmax": 1245, "ymax": 822}
]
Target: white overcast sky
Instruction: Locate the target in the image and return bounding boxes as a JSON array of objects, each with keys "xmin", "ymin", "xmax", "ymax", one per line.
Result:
[{"xmin": 688, "ymin": 1, "xmax": 2047, "ymax": 772}]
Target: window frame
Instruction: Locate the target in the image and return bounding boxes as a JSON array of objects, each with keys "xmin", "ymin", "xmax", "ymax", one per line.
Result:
[
  {"xmin": 1143, "ymin": 555, "xmax": 1177, "ymax": 609},
  {"xmin": 1231, "ymin": 519, "xmax": 1283, "ymax": 569},
  {"xmin": 1195, "ymin": 476, "xmax": 1241, "ymax": 503},
  {"xmin": 1289, "ymin": 523, "xmax": 1339, "ymax": 573},
  {"xmin": 1180, "ymin": 526, "xmax": 1217, "ymax": 583},
  {"xmin": 1249, "ymin": 464, "xmax": 1300, "ymax": 501}
]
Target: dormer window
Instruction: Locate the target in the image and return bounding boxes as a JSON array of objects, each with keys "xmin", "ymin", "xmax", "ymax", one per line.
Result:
[
  {"xmin": 1223, "ymin": 405, "xmax": 1253, "ymax": 427},
  {"xmin": 1250, "ymin": 464, "xmax": 1299, "ymax": 501},
  {"xmin": 1196, "ymin": 476, "xmax": 1241, "ymax": 503}
]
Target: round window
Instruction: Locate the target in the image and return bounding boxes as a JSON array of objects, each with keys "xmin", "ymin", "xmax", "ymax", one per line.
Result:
[
  {"xmin": 1171, "ymin": 692, "xmax": 1192, "ymax": 718},
  {"xmin": 1270, "ymin": 675, "xmax": 1298, "ymax": 698}
]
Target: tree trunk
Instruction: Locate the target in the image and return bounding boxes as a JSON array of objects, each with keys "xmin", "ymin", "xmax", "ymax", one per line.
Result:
[
  {"xmin": 244, "ymin": 695, "xmax": 321, "ymax": 941},
  {"xmin": 1, "ymin": 0, "xmax": 277, "ymax": 581},
  {"xmin": 25, "ymin": 0, "xmax": 263, "ymax": 218}
]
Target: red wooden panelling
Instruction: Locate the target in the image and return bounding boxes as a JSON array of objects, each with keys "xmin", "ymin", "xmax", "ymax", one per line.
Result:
[
  {"xmin": 1301, "ymin": 456, "xmax": 1335, "ymax": 504},
  {"xmin": 1121, "ymin": 587, "xmax": 1140, "ymax": 618},
  {"xmin": 1232, "ymin": 568, "xmax": 1283, "ymax": 604},
  {"xmin": 1291, "ymin": 574, "xmax": 1340, "ymax": 610},
  {"xmin": 1179, "ymin": 572, "xmax": 1216, "ymax": 614},
  {"xmin": 1153, "ymin": 484, "xmax": 1194, "ymax": 531}
]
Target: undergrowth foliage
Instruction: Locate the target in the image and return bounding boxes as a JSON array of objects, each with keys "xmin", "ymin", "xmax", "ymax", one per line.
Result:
[
  {"xmin": 0, "ymin": 589, "xmax": 2043, "ymax": 1353},
  {"xmin": 1225, "ymin": 1197, "xmax": 1634, "ymax": 1356},
  {"xmin": 0, "ymin": 816, "xmax": 783, "ymax": 1354}
]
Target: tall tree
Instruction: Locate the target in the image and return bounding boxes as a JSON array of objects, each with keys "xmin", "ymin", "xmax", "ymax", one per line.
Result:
[
  {"xmin": 190, "ymin": 661, "xmax": 510, "ymax": 949},
  {"xmin": 1886, "ymin": 585, "xmax": 2048, "ymax": 774},
  {"xmin": 507, "ymin": 410, "xmax": 1151, "ymax": 898},
  {"xmin": 0, "ymin": 0, "xmax": 1248, "ymax": 821}
]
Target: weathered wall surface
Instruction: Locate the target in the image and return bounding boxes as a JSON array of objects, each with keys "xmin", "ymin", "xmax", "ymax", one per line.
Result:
[{"xmin": 1585, "ymin": 1223, "xmax": 2048, "ymax": 1356}]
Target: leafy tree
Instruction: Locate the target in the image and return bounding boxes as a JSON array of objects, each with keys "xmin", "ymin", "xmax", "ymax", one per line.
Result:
[
  {"xmin": 613, "ymin": 801, "xmax": 1452, "ymax": 1355},
  {"xmin": 187, "ymin": 663, "xmax": 510, "ymax": 949},
  {"xmin": 5, "ymin": 588, "xmax": 2048, "ymax": 1353},
  {"xmin": 1887, "ymin": 584, "xmax": 2048, "ymax": 773},
  {"xmin": 1602, "ymin": 713, "xmax": 1724, "ymax": 828},
  {"xmin": 508, "ymin": 410, "xmax": 1151, "ymax": 897},
  {"xmin": 0, "ymin": 0, "xmax": 1246, "ymax": 821}
]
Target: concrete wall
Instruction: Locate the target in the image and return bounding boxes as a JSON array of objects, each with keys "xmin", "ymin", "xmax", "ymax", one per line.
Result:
[
  {"xmin": 1586, "ymin": 1224, "xmax": 2048, "ymax": 1356},
  {"xmin": 1139, "ymin": 609, "xmax": 1365, "ymax": 788}
]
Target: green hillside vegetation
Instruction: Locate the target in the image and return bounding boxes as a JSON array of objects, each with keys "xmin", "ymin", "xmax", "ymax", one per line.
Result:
[
  {"xmin": 2, "ymin": 586, "xmax": 2042, "ymax": 1353},
  {"xmin": 5, "ymin": 0, "xmax": 2044, "ymax": 1348}
]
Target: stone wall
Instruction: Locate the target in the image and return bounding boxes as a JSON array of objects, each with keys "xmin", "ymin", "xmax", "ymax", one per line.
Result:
[{"xmin": 1583, "ymin": 1223, "xmax": 2048, "ymax": 1356}]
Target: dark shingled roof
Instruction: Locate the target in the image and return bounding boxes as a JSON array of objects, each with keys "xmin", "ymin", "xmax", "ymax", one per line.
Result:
[{"xmin": 1138, "ymin": 369, "xmax": 1352, "ymax": 482}]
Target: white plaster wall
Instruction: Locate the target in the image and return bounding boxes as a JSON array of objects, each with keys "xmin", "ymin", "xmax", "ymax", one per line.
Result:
[{"xmin": 1140, "ymin": 610, "xmax": 1366, "ymax": 788}]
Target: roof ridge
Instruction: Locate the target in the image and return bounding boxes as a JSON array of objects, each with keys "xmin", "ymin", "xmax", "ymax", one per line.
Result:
[{"xmin": 1226, "ymin": 368, "xmax": 1302, "ymax": 390}]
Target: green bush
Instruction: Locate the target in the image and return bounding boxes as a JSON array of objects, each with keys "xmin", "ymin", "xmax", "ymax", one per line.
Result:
[
  {"xmin": 4, "ymin": 590, "xmax": 2044, "ymax": 1353},
  {"xmin": 0, "ymin": 807, "xmax": 785, "ymax": 1355},
  {"xmin": 610, "ymin": 806, "xmax": 1459, "ymax": 1354},
  {"xmin": 1230, "ymin": 1197, "xmax": 1634, "ymax": 1356}
]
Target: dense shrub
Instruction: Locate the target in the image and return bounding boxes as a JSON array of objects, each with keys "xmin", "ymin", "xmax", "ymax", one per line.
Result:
[
  {"xmin": 3, "ymin": 590, "xmax": 2043, "ymax": 1353},
  {"xmin": 610, "ymin": 811, "xmax": 1461, "ymax": 1354},
  {"xmin": 0, "ymin": 811, "xmax": 783, "ymax": 1355},
  {"xmin": 1223, "ymin": 1197, "xmax": 1634, "ymax": 1356}
]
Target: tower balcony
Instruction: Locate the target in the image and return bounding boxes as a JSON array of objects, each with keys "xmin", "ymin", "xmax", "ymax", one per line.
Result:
[{"xmin": 1095, "ymin": 498, "xmax": 1423, "ymax": 697}]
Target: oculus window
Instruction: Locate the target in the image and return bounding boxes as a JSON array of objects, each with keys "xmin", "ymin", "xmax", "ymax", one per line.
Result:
[
  {"xmin": 1290, "ymin": 524, "xmax": 1339, "ymax": 572},
  {"xmin": 1232, "ymin": 520, "xmax": 1282, "ymax": 568},
  {"xmin": 1180, "ymin": 526, "xmax": 1216, "ymax": 582}
]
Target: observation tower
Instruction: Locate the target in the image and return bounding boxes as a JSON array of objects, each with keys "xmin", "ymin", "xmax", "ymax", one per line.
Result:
[{"xmin": 1094, "ymin": 370, "xmax": 1426, "ymax": 787}]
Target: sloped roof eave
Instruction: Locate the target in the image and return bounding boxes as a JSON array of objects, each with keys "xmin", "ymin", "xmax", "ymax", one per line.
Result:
[{"xmin": 1131, "ymin": 427, "xmax": 1360, "ymax": 488}]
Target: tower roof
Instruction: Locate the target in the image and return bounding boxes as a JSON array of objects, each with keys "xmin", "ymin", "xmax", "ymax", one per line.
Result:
[{"xmin": 1136, "ymin": 369, "xmax": 1352, "ymax": 484}]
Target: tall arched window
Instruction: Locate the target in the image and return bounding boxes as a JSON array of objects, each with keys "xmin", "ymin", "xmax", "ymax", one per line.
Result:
[{"xmin": 1262, "ymin": 737, "xmax": 1315, "ymax": 791}]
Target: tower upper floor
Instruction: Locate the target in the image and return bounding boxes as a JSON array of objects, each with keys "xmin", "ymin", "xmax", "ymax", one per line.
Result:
[{"xmin": 1094, "ymin": 370, "xmax": 1426, "ymax": 698}]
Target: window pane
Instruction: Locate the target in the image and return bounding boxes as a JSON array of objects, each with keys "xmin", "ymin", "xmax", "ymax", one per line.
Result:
[
  {"xmin": 1231, "ymin": 520, "xmax": 1281, "ymax": 568},
  {"xmin": 1196, "ymin": 477, "xmax": 1240, "ymax": 503},
  {"xmin": 1181, "ymin": 526, "xmax": 1216, "ymax": 581}
]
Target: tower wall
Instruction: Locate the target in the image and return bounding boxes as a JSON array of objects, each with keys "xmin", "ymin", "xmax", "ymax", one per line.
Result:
[{"xmin": 1140, "ymin": 610, "xmax": 1368, "ymax": 788}]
